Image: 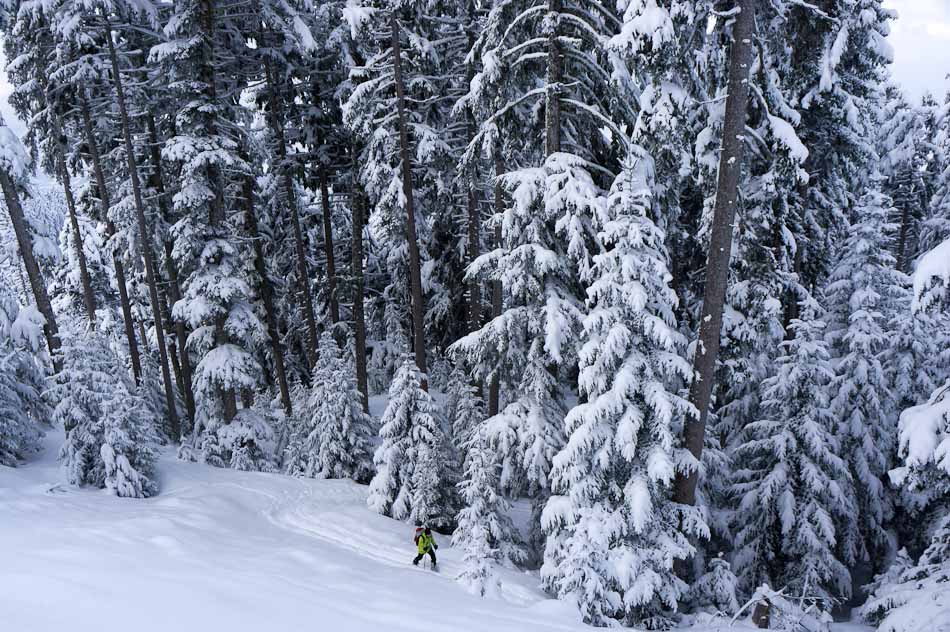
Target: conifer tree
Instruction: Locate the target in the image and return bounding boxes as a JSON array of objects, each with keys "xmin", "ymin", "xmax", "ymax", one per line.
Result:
[
  {"xmin": 541, "ymin": 156, "xmax": 700, "ymax": 627},
  {"xmin": 53, "ymin": 332, "xmax": 159, "ymax": 498},
  {"xmin": 284, "ymin": 332, "xmax": 374, "ymax": 481},
  {"xmin": 825, "ymin": 188, "xmax": 904, "ymax": 568},
  {"xmin": 453, "ymin": 420, "xmax": 524, "ymax": 597},
  {"xmin": 368, "ymin": 359, "xmax": 452, "ymax": 528},
  {"xmin": 0, "ymin": 285, "xmax": 48, "ymax": 466},
  {"xmin": 731, "ymin": 305, "xmax": 853, "ymax": 607}
]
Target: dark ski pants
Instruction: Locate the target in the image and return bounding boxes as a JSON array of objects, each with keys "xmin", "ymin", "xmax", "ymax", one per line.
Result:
[{"xmin": 413, "ymin": 549, "xmax": 436, "ymax": 566}]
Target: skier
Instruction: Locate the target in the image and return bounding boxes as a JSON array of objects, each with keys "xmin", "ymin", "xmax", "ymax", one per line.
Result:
[{"xmin": 412, "ymin": 525, "xmax": 438, "ymax": 569}]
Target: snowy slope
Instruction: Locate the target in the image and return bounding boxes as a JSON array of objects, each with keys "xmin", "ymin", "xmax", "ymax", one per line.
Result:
[
  {"xmin": 0, "ymin": 431, "xmax": 873, "ymax": 632},
  {"xmin": 1, "ymin": 431, "xmax": 586, "ymax": 632}
]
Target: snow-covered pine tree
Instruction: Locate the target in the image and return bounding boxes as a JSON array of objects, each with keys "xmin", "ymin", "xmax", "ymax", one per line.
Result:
[
  {"xmin": 0, "ymin": 285, "xmax": 48, "ymax": 466},
  {"xmin": 731, "ymin": 303, "xmax": 853, "ymax": 608},
  {"xmin": 446, "ymin": 368, "xmax": 484, "ymax": 460},
  {"xmin": 451, "ymin": 0, "xmax": 633, "ymax": 548},
  {"xmin": 825, "ymin": 187, "xmax": 905, "ymax": 570},
  {"xmin": 284, "ymin": 332, "xmax": 374, "ymax": 481},
  {"xmin": 149, "ymin": 0, "xmax": 269, "ymax": 466},
  {"xmin": 541, "ymin": 155, "xmax": 701, "ymax": 627},
  {"xmin": 367, "ymin": 359, "xmax": 453, "ymax": 528},
  {"xmin": 453, "ymin": 418, "xmax": 524, "ymax": 597},
  {"xmin": 53, "ymin": 332, "xmax": 159, "ymax": 498},
  {"xmin": 0, "ymin": 117, "xmax": 62, "ymax": 366},
  {"xmin": 343, "ymin": 1, "xmax": 446, "ymax": 384}
]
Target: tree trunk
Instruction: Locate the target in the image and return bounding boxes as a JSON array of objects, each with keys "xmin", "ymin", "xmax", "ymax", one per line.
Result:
[
  {"xmin": 351, "ymin": 151, "xmax": 370, "ymax": 412},
  {"xmin": 106, "ymin": 25, "xmax": 181, "ymax": 439},
  {"xmin": 390, "ymin": 10, "xmax": 428, "ymax": 382},
  {"xmin": 487, "ymin": 155, "xmax": 504, "ymax": 417},
  {"xmin": 465, "ymin": 24, "xmax": 481, "ymax": 334},
  {"xmin": 79, "ymin": 90, "xmax": 142, "ymax": 383},
  {"xmin": 319, "ymin": 166, "xmax": 340, "ymax": 325},
  {"xmin": 264, "ymin": 60, "xmax": 320, "ymax": 367},
  {"xmin": 545, "ymin": 0, "xmax": 562, "ymax": 157},
  {"xmin": 673, "ymin": 0, "xmax": 756, "ymax": 507},
  {"xmin": 54, "ymin": 124, "xmax": 97, "ymax": 327},
  {"xmin": 37, "ymin": 57, "xmax": 95, "ymax": 329},
  {"xmin": 0, "ymin": 168, "xmax": 62, "ymax": 369},
  {"xmin": 242, "ymin": 169, "xmax": 293, "ymax": 417},
  {"xmin": 145, "ymin": 113, "xmax": 197, "ymax": 424}
]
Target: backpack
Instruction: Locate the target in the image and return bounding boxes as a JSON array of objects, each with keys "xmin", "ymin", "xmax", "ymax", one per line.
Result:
[{"xmin": 413, "ymin": 528, "xmax": 423, "ymax": 546}]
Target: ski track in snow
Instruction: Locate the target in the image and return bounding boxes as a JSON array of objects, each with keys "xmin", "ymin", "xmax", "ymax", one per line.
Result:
[{"xmin": 0, "ymin": 431, "xmax": 874, "ymax": 632}]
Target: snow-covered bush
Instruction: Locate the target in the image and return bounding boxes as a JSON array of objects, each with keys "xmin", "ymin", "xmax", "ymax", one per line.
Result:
[
  {"xmin": 0, "ymin": 288, "xmax": 48, "ymax": 465},
  {"xmin": 53, "ymin": 333, "xmax": 159, "ymax": 498},
  {"xmin": 688, "ymin": 555, "xmax": 740, "ymax": 617},
  {"xmin": 367, "ymin": 359, "xmax": 454, "ymax": 528},
  {"xmin": 284, "ymin": 332, "xmax": 374, "ymax": 481}
]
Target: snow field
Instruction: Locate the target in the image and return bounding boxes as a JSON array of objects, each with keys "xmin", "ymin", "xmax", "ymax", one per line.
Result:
[{"xmin": 2, "ymin": 431, "xmax": 586, "ymax": 632}]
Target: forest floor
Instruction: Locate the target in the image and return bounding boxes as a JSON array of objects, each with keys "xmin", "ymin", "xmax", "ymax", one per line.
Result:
[{"xmin": 0, "ymin": 430, "xmax": 873, "ymax": 632}]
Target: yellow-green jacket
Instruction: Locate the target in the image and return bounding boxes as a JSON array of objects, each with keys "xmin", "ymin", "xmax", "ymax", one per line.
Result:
[{"xmin": 416, "ymin": 532, "xmax": 435, "ymax": 554}]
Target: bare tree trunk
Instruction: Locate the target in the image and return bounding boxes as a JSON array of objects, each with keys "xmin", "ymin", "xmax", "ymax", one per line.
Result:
[
  {"xmin": 487, "ymin": 155, "xmax": 503, "ymax": 417},
  {"xmin": 351, "ymin": 152, "xmax": 370, "ymax": 412},
  {"xmin": 264, "ymin": 60, "xmax": 319, "ymax": 367},
  {"xmin": 242, "ymin": 169, "xmax": 293, "ymax": 416},
  {"xmin": 105, "ymin": 25, "xmax": 180, "ymax": 439},
  {"xmin": 0, "ymin": 168, "xmax": 62, "ymax": 370},
  {"xmin": 145, "ymin": 113, "xmax": 197, "ymax": 424},
  {"xmin": 53, "ymin": 121, "xmax": 97, "ymax": 327},
  {"xmin": 673, "ymin": 0, "xmax": 756, "ymax": 506},
  {"xmin": 319, "ymin": 166, "xmax": 340, "ymax": 325},
  {"xmin": 390, "ymin": 10, "xmax": 428, "ymax": 383},
  {"xmin": 465, "ymin": 24, "xmax": 481, "ymax": 335},
  {"xmin": 79, "ymin": 90, "xmax": 142, "ymax": 383},
  {"xmin": 544, "ymin": 0, "xmax": 562, "ymax": 157}
]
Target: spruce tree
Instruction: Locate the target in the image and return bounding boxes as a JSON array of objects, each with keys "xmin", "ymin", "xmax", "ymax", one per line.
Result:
[
  {"xmin": 53, "ymin": 332, "xmax": 159, "ymax": 498},
  {"xmin": 0, "ymin": 285, "xmax": 48, "ymax": 466},
  {"xmin": 825, "ymin": 187, "xmax": 904, "ymax": 568},
  {"xmin": 368, "ymin": 359, "xmax": 453, "ymax": 528},
  {"xmin": 284, "ymin": 332, "xmax": 374, "ymax": 481},
  {"xmin": 541, "ymin": 157, "xmax": 700, "ymax": 627},
  {"xmin": 731, "ymin": 305, "xmax": 853, "ymax": 607},
  {"xmin": 453, "ymin": 420, "xmax": 524, "ymax": 597}
]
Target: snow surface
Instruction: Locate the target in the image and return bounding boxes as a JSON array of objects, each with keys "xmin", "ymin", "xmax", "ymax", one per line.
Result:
[
  {"xmin": 1, "ymin": 431, "xmax": 583, "ymax": 632},
  {"xmin": 0, "ymin": 431, "xmax": 874, "ymax": 632}
]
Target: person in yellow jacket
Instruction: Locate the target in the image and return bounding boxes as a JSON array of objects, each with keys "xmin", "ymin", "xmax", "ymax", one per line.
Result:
[{"xmin": 412, "ymin": 526, "xmax": 438, "ymax": 568}]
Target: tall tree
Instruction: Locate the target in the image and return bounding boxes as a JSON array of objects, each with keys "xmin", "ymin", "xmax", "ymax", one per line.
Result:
[
  {"xmin": 674, "ymin": 0, "xmax": 756, "ymax": 507},
  {"xmin": 0, "ymin": 121, "xmax": 62, "ymax": 367}
]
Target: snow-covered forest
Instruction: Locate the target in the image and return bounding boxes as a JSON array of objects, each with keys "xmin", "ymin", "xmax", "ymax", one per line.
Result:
[{"xmin": 1, "ymin": 0, "xmax": 949, "ymax": 629}]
